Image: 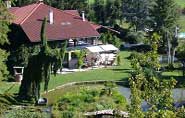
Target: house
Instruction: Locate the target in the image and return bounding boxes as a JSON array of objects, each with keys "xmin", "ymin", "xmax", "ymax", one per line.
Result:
[
  {"xmin": 6, "ymin": 1, "xmax": 102, "ymax": 68},
  {"xmin": 8, "ymin": 1, "xmax": 100, "ymax": 46},
  {"xmin": 7, "ymin": 1, "xmax": 119, "ymax": 69}
]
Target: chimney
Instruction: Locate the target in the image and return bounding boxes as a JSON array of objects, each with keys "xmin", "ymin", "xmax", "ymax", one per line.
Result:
[
  {"xmin": 82, "ymin": 11, "xmax": 85, "ymax": 21},
  {"xmin": 5, "ymin": 0, "xmax": 11, "ymax": 8},
  {"xmin": 49, "ymin": 9, "xmax": 54, "ymax": 24}
]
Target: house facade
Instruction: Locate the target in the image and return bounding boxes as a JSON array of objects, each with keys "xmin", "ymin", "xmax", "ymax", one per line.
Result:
[{"xmin": 7, "ymin": 1, "xmax": 103, "ymax": 68}]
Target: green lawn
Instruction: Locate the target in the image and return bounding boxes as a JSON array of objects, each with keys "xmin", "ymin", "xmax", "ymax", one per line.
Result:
[
  {"xmin": 174, "ymin": 0, "xmax": 185, "ymax": 32},
  {"xmin": 0, "ymin": 51, "xmax": 132, "ymax": 94},
  {"xmin": 46, "ymin": 50, "xmax": 131, "ymax": 91},
  {"xmin": 178, "ymin": 15, "xmax": 185, "ymax": 32},
  {"xmin": 48, "ymin": 51, "xmax": 129, "ymax": 85},
  {"xmin": 175, "ymin": 0, "xmax": 185, "ymax": 8},
  {"xmin": 43, "ymin": 84, "xmax": 104, "ymax": 105},
  {"xmin": 0, "ymin": 82, "xmax": 20, "ymax": 94}
]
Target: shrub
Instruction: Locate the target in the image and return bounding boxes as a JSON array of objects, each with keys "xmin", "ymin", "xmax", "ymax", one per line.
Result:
[
  {"xmin": 52, "ymin": 109, "xmax": 61, "ymax": 118},
  {"xmin": 157, "ymin": 110, "xmax": 176, "ymax": 118},
  {"xmin": 75, "ymin": 50, "xmax": 86, "ymax": 69},
  {"xmin": 127, "ymin": 52, "xmax": 138, "ymax": 59},
  {"xmin": 54, "ymin": 86, "xmax": 128, "ymax": 117},
  {"xmin": 176, "ymin": 107, "xmax": 185, "ymax": 118},
  {"xmin": 112, "ymin": 36, "xmax": 122, "ymax": 48},
  {"xmin": 96, "ymin": 104, "xmax": 104, "ymax": 110},
  {"xmin": 0, "ymin": 103, "xmax": 8, "ymax": 115},
  {"xmin": 130, "ymin": 44, "xmax": 152, "ymax": 52},
  {"xmin": 99, "ymin": 32, "xmax": 122, "ymax": 48},
  {"xmin": 62, "ymin": 111, "xmax": 74, "ymax": 118},
  {"xmin": 117, "ymin": 54, "xmax": 121, "ymax": 66}
]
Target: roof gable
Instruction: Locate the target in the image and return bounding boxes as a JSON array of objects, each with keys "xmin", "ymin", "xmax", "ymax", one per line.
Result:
[
  {"xmin": 10, "ymin": 3, "xmax": 40, "ymax": 24},
  {"xmin": 9, "ymin": 3, "xmax": 100, "ymax": 42}
]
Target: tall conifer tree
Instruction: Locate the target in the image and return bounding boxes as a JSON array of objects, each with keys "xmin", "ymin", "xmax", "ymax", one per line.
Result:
[{"xmin": 0, "ymin": 1, "xmax": 12, "ymax": 81}]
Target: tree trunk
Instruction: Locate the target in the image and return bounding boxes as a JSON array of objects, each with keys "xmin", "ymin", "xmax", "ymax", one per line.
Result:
[
  {"xmin": 183, "ymin": 62, "xmax": 185, "ymax": 77},
  {"xmin": 18, "ymin": 67, "xmax": 32, "ymax": 100},
  {"xmin": 171, "ymin": 48, "xmax": 176, "ymax": 65},
  {"xmin": 167, "ymin": 34, "xmax": 171, "ymax": 65}
]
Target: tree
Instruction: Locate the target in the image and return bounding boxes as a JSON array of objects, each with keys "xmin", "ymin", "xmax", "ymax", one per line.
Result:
[
  {"xmin": 52, "ymin": 0, "xmax": 88, "ymax": 11},
  {"xmin": 151, "ymin": 0, "xmax": 179, "ymax": 66},
  {"xmin": 125, "ymin": 31, "xmax": 146, "ymax": 44},
  {"xmin": 75, "ymin": 50, "xmax": 86, "ymax": 69},
  {"xmin": 111, "ymin": 35, "xmax": 121, "ymax": 48},
  {"xmin": 93, "ymin": 0, "xmax": 123, "ymax": 26},
  {"xmin": 129, "ymin": 74, "xmax": 144, "ymax": 118},
  {"xmin": 122, "ymin": 0, "xmax": 155, "ymax": 31},
  {"xmin": 93, "ymin": 0, "xmax": 106, "ymax": 25},
  {"xmin": 0, "ymin": 1, "xmax": 12, "ymax": 81},
  {"xmin": 170, "ymin": 26, "xmax": 179, "ymax": 67},
  {"xmin": 105, "ymin": 0, "xmax": 123, "ymax": 26},
  {"xmin": 18, "ymin": 17, "xmax": 67, "ymax": 102},
  {"xmin": 14, "ymin": 0, "xmax": 37, "ymax": 6},
  {"xmin": 129, "ymin": 33, "xmax": 176, "ymax": 117},
  {"xmin": 99, "ymin": 32, "xmax": 121, "ymax": 48},
  {"xmin": 48, "ymin": 0, "xmax": 92, "ymax": 20}
]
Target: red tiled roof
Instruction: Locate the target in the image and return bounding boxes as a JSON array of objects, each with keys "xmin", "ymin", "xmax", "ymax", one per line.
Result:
[
  {"xmin": 63, "ymin": 10, "xmax": 102, "ymax": 30},
  {"xmin": 9, "ymin": 3, "xmax": 100, "ymax": 42},
  {"xmin": 63, "ymin": 10, "xmax": 80, "ymax": 16}
]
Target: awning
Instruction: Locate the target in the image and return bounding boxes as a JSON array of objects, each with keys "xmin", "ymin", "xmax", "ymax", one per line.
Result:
[
  {"xmin": 99, "ymin": 44, "xmax": 119, "ymax": 52},
  {"xmin": 86, "ymin": 46, "xmax": 104, "ymax": 53}
]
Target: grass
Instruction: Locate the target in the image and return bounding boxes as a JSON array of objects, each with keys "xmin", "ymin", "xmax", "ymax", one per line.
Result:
[
  {"xmin": 47, "ymin": 51, "xmax": 130, "ymax": 90},
  {"xmin": 161, "ymin": 70, "xmax": 185, "ymax": 87},
  {"xmin": 45, "ymin": 50, "xmax": 131, "ymax": 91},
  {"xmin": 0, "ymin": 82, "xmax": 19, "ymax": 94},
  {"xmin": 178, "ymin": 15, "xmax": 185, "ymax": 32},
  {"xmin": 43, "ymin": 84, "xmax": 104, "ymax": 105},
  {"xmin": 175, "ymin": 0, "xmax": 185, "ymax": 8},
  {"xmin": 0, "ymin": 50, "xmax": 132, "ymax": 94},
  {"xmin": 161, "ymin": 61, "xmax": 185, "ymax": 87}
]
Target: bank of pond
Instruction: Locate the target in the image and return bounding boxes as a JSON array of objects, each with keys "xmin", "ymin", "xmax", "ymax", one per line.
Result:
[{"xmin": 2, "ymin": 81, "xmax": 185, "ymax": 118}]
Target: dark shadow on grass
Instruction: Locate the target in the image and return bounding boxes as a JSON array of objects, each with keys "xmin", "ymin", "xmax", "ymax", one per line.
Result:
[
  {"xmin": 161, "ymin": 75, "xmax": 185, "ymax": 87},
  {"xmin": 111, "ymin": 68, "xmax": 131, "ymax": 71},
  {"xmin": 162, "ymin": 65, "xmax": 183, "ymax": 71},
  {"xmin": 119, "ymin": 47, "xmax": 129, "ymax": 51},
  {"xmin": 109, "ymin": 68, "xmax": 132, "ymax": 74},
  {"xmin": 116, "ymin": 78, "xmax": 130, "ymax": 87},
  {"xmin": 0, "ymin": 94, "xmax": 18, "ymax": 105}
]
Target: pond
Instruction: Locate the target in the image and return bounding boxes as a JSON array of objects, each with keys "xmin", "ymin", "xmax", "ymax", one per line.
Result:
[
  {"xmin": 118, "ymin": 86, "xmax": 185, "ymax": 111},
  {"xmin": 159, "ymin": 55, "xmax": 178, "ymax": 63}
]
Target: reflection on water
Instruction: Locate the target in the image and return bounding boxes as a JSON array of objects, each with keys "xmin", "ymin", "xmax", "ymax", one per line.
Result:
[
  {"xmin": 173, "ymin": 88, "xmax": 185, "ymax": 102},
  {"xmin": 118, "ymin": 86, "xmax": 185, "ymax": 111},
  {"xmin": 118, "ymin": 87, "xmax": 131, "ymax": 102}
]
